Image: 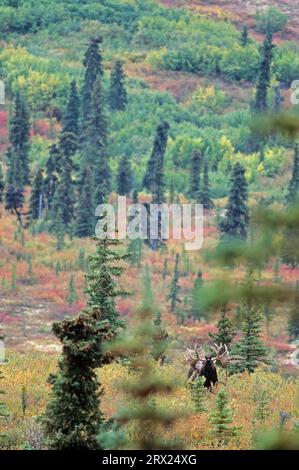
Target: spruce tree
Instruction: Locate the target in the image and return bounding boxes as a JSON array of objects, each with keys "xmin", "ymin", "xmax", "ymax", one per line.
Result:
[
  {"xmin": 59, "ymin": 131, "xmax": 78, "ymax": 163},
  {"xmin": 209, "ymin": 388, "xmax": 238, "ymax": 447},
  {"xmin": 220, "ymin": 163, "xmax": 249, "ymax": 240},
  {"xmin": 191, "ymin": 376, "xmax": 206, "ymax": 413},
  {"xmin": 50, "ymin": 157, "xmax": 74, "ymax": 229},
  {"xmin": 288, "ymin": 287, "xmax": 299, "ymax": 340},
  {"xmin": 43, "ymin": 309, "xmax": 111, "ymax": 449},
  {"xmin": 162, "ymin": 258, "xmax": 168, "ymax": 279},
  {"xmin": 232, "ymin": 300, "xmax": 268, "ymax": 373},
  {"xmin": 254, "ymin": 31, "xmax": 274, "ymax": 113},
  {"xmin": 103, "ymin": 299, "xmax": 181, "ymax": 449},
  {"xmin": 63, "ymin": 80, "xmax": 80, "ymax": 139},
  {"xmin": 152, "ymin": 310, "xmax": 169, "ymax": 364},
  {"xmin": 29, "ymin": 168, "xmax": 44, "ymax": 221},
  {"xmin": 109, "ymin": 60, "xmax": 128, "ymax": 111},
  {"xmin": 282, "ymin": 147, "xmax": 299, "ymax": 267},
  {"xmin": 168, "ymin": 254, "xmax": 180, "ymax": 314},
  {"xmin": 43, "ymin": 145, "xmax": 61, "ymax": 211},
  {"xmin": 209, "ymin": 305, "xmax": 236, "ymax": 347},
  {"xmin": 44, "ymin": 229, "xmax": 128, "ymax": 449},
  {"xmin": 143, "ymin": 122, "xmax": 170, "ymax": 192},
  {"xmin": 200, "ymin": 160, "xmax": 213, "ymax": 209},
  {"xmin": 84, "ymin": 234, "xmax": 129, "ymax": 336},
  {"xmin": 286, "ymin": 144, "xmax": 299, "ymax": 205},
  {"xmin": 81, "ymin": 37, "xmax": 103, "ymax": 134},
  {"xmin": 8, "ymin": 91, "xmax": 30, "ymax": 185},
  {"xmin": 82, "ymin": 74, "xmax": 107, "ymax": 169},
  {"xmin": 0, "ymin": 164, "xmax": 4, "ymax": 203},
  {"xmin": 191, "ymin": 270, "xmax": 204, "ymax": 320},
  {"xmin": 67, "ymin": 275, "xmax": 78, "ymax": 305},
  {"xmin": 117, "ymin": 154, "xmax": 132, "ymax": 196},
  {"xmin": 240, "ymin": 25, "xmax": 249, "ymax": 47},
  {"xmin": 189, "ymin": 150, "xmax": 202, "ymax": 201},
  {"xmin": 128, "ymin": 238, "xmax": 142, "ymax": 267},
  {"xmin": 75, "ymin": 167, "xmax": 94, "ymax": 238}
]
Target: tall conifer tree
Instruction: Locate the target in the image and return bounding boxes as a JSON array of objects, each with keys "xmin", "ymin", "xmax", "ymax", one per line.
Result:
[
  {"xmin": 286, "ymin": 144, "xmax": 299, "ymax": 205},
  {"xmin": 109, "ymin": 61, "xmax": 128, "ymax": 111},
  {"xmin": 200, "ymin": 160, "xmax": 213, "ymax": 209},
  {"xmin": 0, "ymin": 164, "xmax": 4, "ymax": 203},
  {"xmin": 189, "ymin": 150, "xmax": 202, "ymax": 200},
  {"xmin": 117, "ymin": 154, "xmax": 132, "ymax": 196},
  {"xmin": 143, "ymin": 122, "xmax": 170, "ymax": 193},
  {"xmin": 220, "ymin": 163, "xmax": 249, "ymax": 240},
  {"xmin": 63, "ymin": 80, "xmax": 80, "ymax": 138},
  {"xmin": 81, "ymin": 37, "xmax": 103, "ymax": 134},
  {"xmin": 75, "ymin": 167, "xmax": 94, "ymax": 238},
  {"xmin": 8, "ymin": 91, "xmax": 30, "ymax": 185},
  {"xmin": 254, "ymin": 31, "xmax": 274, "ymax": 113},
  {"xmin": 29, "ymin": 168, "xmax": 44, "ymax": 221},
  {"xmin": 168, "ymin": 254, "xmax": 180, "ymax": 314}
]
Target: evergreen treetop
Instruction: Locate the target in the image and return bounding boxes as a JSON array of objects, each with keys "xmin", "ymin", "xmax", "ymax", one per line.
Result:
[
  {"xmin": 209, "ymin": 305, "xmax": 236, "ymax": 347},
  {"xmin": 109, "ymin": 60, "xmax": 128, "ymax": 111},
  {"xmin": 220, "ymin": 163, "xmax": 249, "ymax": 240},
  {"xmin": 189, "ymin": 149, "xmax": 202, "ymax": 201},
  {"xmin": 286, "ymin": 143, "xmax": 299, "ymax": 205},
  {"xmin": 81, "ymin": 37, "xmax": 103, "ymax": 128},
  {"xmin": 254, "ymin": 30, "xmax": 274, "ymax": 113},
  {"xmin": 29, "ymin": 168, "xmax": 44, "ymax": 221},
  {"xmin": 143, "ymin": 122, "xmax": 170, "ymax": 192},
  {"xmin": 63, "ymin": 80, "xmax": 80, "ymax": 138}
]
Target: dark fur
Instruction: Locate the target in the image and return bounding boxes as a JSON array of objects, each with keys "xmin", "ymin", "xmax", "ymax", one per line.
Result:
[{"xmin": 200, "ymin": 355, "xmax": 218, "ymax": 390}]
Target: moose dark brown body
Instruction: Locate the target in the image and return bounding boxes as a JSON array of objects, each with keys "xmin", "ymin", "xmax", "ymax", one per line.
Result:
[{"xmin": 197, "ymin": 354, "xmax": 218, "ymax": 390}]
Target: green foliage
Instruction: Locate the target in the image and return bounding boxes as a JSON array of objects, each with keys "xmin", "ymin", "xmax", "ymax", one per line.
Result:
[
  {"xmin": 29, "ymin": 168, "xmax": 44, "ymax": 221},
  {"xmin": 231, "ymin": 300, "xmax": 269, "ymax": 374},
  {"xmin": 288, "ymin": 288, "xmax": 299, "ymax": 340},
  {"xmin": 81, "ymin": 37, "xmax": 103, "ymax": 129},
  {"xmin": 109, "ymin": 60, "xmax": 127, "ymax": 111},
  {"xmin": 168, "ymin": 254, "xmax": 180, "ymax": 315},
  {"xmin": 43, "ymin": 310, "xmax": 110, "ymax": 449},
  {"xmin": 255, "ymin": 7, "xmax": 288, "ymax": 35},
  {"xmin": 0, "ymin": 164, "xmax": 4, "ymax": 203},
  {"xmin": 220, "ymin": 163, "xmax": 249, "ymax": 240},
  {"xmin": 189, "ymin": 150, "xmax": 202, "ymax": 201},
  {"xmin": 209, "ymin": 388, "xmax": 238, "ymax": 447},
  {"xmin": 75, "ymin": 167, "xmax": 95, "ymax": 238},
  {"xmin": 254, "ymin": 31, "xmax": 274, "ymax": 113},
  {"xmin": 273, "ymin": 42, "xmax": 299, "ymax": 86},
  {"xmin": 62, "ymin": 80, "xmax": 80, "ymax": 145},
  {"xmin": 7, "ymin": 91, "xmax": 30, "ymax": 186},
  {"xmin": 143, "ymin": 121, "xmax": 169, "ymax": 196},
  {"xmin": 191, "ymin": 376, "xmax": 205, "ymax": 413},
  {"xmin": 190, "ymin": 270, "xmax": 204, "ymax": 320},
  {"xmin": 105, "ymin": 304, "xmax": 182, "ymax": 449},
  {"xmin": 117, "ymin": 154, "xmax": 133, "ymax": 196},
  {"xmin": 209, "ymin": 306, "xmax": 236, "ymax": 347},
  {"xmin": 200, "ymin": 160, "xmax": 213, "ymax": 209},
  {"xmin": 85, "ymin": 234, "xmax": 129, "ymax": 336},
  {"xmin": 67, "ymin": 275, "xmax": 78, "ymax": 306},
  {"xmin": 286, "ymin": 144, "xmax": 299, "ymax": 205}
]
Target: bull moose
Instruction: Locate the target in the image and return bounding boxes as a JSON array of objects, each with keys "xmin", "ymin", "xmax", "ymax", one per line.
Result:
[{"xmin": 184, "ymin": 343, "xmax": 238, "ymax": 391}]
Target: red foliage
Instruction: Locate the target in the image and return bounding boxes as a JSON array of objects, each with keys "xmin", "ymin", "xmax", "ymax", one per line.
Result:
[{"xmin": 0, "ymin": 312, "xmax": 19, "ymax": 324}]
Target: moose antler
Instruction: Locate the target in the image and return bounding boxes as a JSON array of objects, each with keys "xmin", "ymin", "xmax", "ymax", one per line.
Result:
[
  {"xmin": 210, "ymin": 343, "xmax": 243, "ymax": 368},
  {"xmin": 184, "ymin": 344, "xmax": 206, "ymax": 380}
]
